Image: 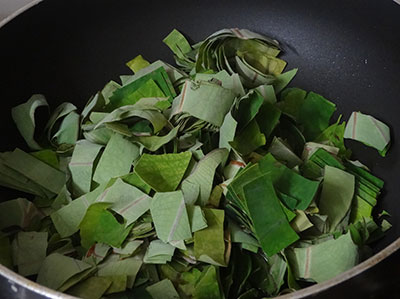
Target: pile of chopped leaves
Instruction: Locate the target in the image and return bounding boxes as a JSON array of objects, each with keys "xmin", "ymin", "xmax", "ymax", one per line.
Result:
[{"xmin": 0, "ymin": 28, "xmax": 393, "ymax": 299}]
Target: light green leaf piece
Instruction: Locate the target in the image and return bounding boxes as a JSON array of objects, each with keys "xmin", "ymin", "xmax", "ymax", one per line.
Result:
[
  {"xmin": 291, "ymin": 210, "xmax": 314, "ymax": 232},
  {"xmin": 83, "ymin": 127, "xmax": 113, "ymax": 145},
  {"xmin": 302, "ymin": 142, "xmax": 339, "ymax": 161},
  {"xmin": 181, "ymin": 148, "xmax": 228, "ymax": 206},
  {"xmin": 0, "ymin": 198, "xmax": 44, "ymax": 230},
  {"xmin": 344, "ymin": 111, "xmax": 391, "ymax": 156},
  {"xmin": 51, "ymin": 182, "xmax": 110, "ymax": 237},
  {"xmin": 126, "ymin": 55, "xmax": 151, "ymax": 73},
  {"xmin": 273, "ymin": 68, "xmax": 298, "ymax": 93},
  {"xmin": 2, "ymin": 148, "xmax": 65, "ymax": 195},
  {"xmin": 52, "ymin": 111, "xmax": 80, "ymax": 145},
  {"xmin": 11, "ymin": 231, "xmax": 48, "ymax": 276},
  {"xmin": 194, "ymin": 208, "xmax": 227, "ymax": 266},
  {"xmin": 195, "ymin": 71, "xmax": 245, "ymax": 97},
  {"xmin": 381, "ymin": 219, "xmax": 392, "ymax": 232},
  {"xmin": 146, "ymin": 279, "xmax": 180, "ymax": 299},
  {"xmin": 79, "ymin": 202, "xmax": 132, "ymax": 249},
  {"xmin": 67, "ymin": 276, "xmax": 112, "ymax": 299},
  {"xmin": 100, "ymin": 178, "xmax": 151, "ymax": 226},
  {"xmin": 171, "ymin": 80, "xmax": 236, "ymax": 127},
  {"xmin": 143, "ymin": 239, "xmax": 176, "ymax": 264},
  {"xmin": 93, "ymin": 133, "xmax": 140, "ymax": 184},
  {"xmin": 187, "ymin": 205, "xmax": 208, "ymax": 233},
  {"xmin": 121, "ymin": 171, "xmax": 152, "ymax": 194},
  {"xmin": 45, "ymin": 102, "xmax": 77, "ymax": 138},
  {"xmin": 287, "ymin": 232, "xmax": 359, "ymax": 283},
  {"xmin": 81, "ymin": 92, "xmax": 106, "ymax": 123},
  {"xmin": 0, "ymin": 155, "xmax": 51, "ymax": 198},
  {"xmin": 255, "ymin": 84, "xmax": 277, "ymax": 104},
  {"xmin": 219, "ymin": 112, "xmax": 238, "ymax": 150},
  {"xmin": 69, "ymin": 140, "xmax": 103, "ymax": 196},
  {"xmin": 11, "ymin": 94, "xmax": 48, "ymax": 150},
  {"xmin": 97, "ymin": 256, "xmax": 143, "ymax": 288},
  {"xmin": 113, "ymin": 240, "xmax": 143, "ymax": 256},
  {"xmin": 319, "ymin": 166, "xmax": 355, "ymax": 232},
  {"xmin": 31, "ymin": 149, "xmax": 59, "ymax": 169},
  {"xmin": 135, "ymin": 152, "xmax": 192, "ymax": 192},
  {"xmin": 132, "ymin": 126, "xmax": 179, "ymax": 152},
  {"xmin": 37, "ymin": 253, "xmax": 92, "ymax": 290},
  {"xmin": 82, "ymin": 243, "xmax": 110, "ymax": 265},
  {"xmin": 234, "ymin": 56, "xmax": 276, "ymax": 88},
  {"xmin": 163, "ymin": 29, "xmax": 193, "ymax": 59},
  {"xmin": 350, "ymin": 195, "xmax": 373, "ymax": 224},
  {"xmin": 150, "ymin": 191, "xmax": 192, "ymax": 243},
  {"xmin": 243, "ymin": 176, "xmax": 299, "ymax": 257}
]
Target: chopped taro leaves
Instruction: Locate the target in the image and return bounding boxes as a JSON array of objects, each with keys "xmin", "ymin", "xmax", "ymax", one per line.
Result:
[{"xmin": 0, "ymin": 28, "xmax": 392, "ymax": 299}]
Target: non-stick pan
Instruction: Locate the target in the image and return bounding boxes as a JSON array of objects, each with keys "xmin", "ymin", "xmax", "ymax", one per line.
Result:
[{"xmin": 0, "ymin": 0, "xmax": 400, "ymax": 298}]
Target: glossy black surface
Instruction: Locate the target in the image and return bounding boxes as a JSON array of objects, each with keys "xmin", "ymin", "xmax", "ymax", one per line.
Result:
[{"xmin": 0, "ymin": 0, "xmax": 399, "ymax": 298}]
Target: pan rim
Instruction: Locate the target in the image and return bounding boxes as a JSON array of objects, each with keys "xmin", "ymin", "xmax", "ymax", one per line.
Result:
[
  {"xmin": 1, "ymin": 238, "xmax": 399, "ymax": 298},
  {"xmin": 0, "ymin": 1, "xmax": 399, "ymax": 298}
]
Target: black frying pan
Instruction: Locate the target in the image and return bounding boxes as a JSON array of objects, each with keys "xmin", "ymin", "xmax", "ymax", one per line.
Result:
[{"xmin": 0, "ymin": 0, "xmax": 400, "ymax": 298}]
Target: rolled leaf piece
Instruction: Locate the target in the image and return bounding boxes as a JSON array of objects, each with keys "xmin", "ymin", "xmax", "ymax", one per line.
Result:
[
  {"xmin": 344, "ymin": 111, "xmax": 391, "ymax": 156},
  {"xmin": 11, "ymin": 94, "xmax": 48, "ymax": 150},
  {"xmin": 287, "ymin": 232, "xmax": 359, "ymax": 283}
]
